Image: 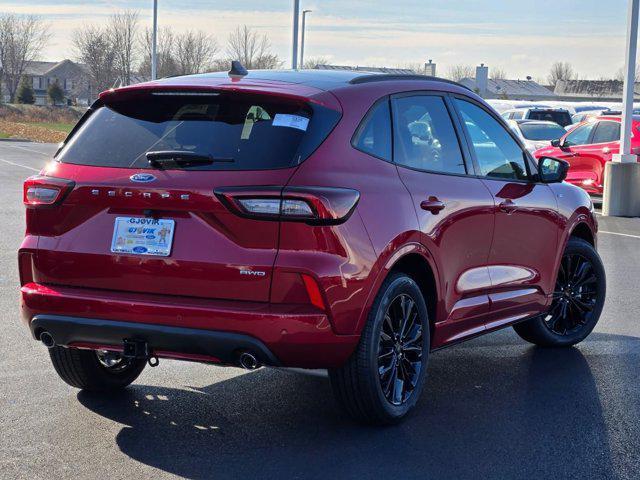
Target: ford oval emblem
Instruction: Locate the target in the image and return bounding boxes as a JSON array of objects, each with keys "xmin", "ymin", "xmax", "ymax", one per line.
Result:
[{"xmin": 130, "ymin": 173, "xmax": 156, "ymax": 183}]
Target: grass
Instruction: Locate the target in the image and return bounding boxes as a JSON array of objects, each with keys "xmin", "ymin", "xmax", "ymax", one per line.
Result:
[
  {"xmin": 29, "ymin": 122, "xmax": 74, "ymax": 133},
  {"xmin": 0, "ymin": 132, "xmax": 9, "ymax": 139}
]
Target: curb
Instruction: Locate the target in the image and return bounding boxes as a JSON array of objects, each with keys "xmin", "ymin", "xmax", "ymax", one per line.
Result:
[{"xmin": 0, "ymin": 137, "xmax": 31, "ymax": 143}]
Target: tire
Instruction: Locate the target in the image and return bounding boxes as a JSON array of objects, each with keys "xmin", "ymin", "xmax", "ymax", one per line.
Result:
[
  {"xmin": 48, "ymin": 346, "xmax": 146, "ymax": 392},
  {"xmin": 329, "ymin": 272, "xmax": 430, "ymax": 425},
  {"xmin": 513, "ymin": 237, "xmax": 606, "ymax": 347}
]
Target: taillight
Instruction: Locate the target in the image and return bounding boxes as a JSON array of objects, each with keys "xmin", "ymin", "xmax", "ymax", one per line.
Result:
[
  {"xmin": 215, "ymin": 186, "xmax": 360, "ymax": 225},
  {"xmin": 23, "ymin": 176, "xmax": 75, "ymax": 207}
]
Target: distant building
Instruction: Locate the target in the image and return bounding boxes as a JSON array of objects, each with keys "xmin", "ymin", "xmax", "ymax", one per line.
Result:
[
  {"xmin": 315, "ymin": 64, "xmax": 417, "ymax": 75},
  {"xmin": 554, "ymin": 79, "xmax": 640, "ymax": 101},
  {"xmin": 459, "ymin": 65, "xmax": 556, "ymax": 100},
  {"xmin": 1, "ymin": 59, "xmax": 92, "ymax": 105}
]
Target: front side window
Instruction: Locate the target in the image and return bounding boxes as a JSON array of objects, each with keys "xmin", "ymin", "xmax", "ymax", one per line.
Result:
[
  {"xmin": 455, "ymin": 99, "xmax": 529, "ymax": 181},
  {"xmin": 564, "ymin": 123, "xmax": 596, "ymax": 146},
  {"xmin": 591, "ymin": 121, "xmax": 620, "ymax": 144},
  {"xmin": 352, "ymin": 99, "xmax": 392, "ymax": 161},
  {"xmin": 392, "ymin": 95, "xmax": 466, "ymax": 174}
]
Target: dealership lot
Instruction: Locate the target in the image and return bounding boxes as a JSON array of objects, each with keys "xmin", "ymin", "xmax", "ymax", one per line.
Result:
[{"xmin": 1, "ymin": 141, "xmax": 640, "ymax": 479}]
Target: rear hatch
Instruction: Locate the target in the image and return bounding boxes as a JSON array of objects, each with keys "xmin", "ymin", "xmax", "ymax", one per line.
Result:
[{"xmin": 32, "ymin": 86, "xmax": 340, "ymax": 302}]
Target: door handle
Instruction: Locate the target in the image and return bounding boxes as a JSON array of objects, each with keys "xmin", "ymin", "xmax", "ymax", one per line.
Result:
[
  {"xmin": 420, "ymin": 196, "xmax": 445, "ymax": 214},
  {"xmin": 498, "ymin": 199, "xmax": 517, "ymax": 214}
]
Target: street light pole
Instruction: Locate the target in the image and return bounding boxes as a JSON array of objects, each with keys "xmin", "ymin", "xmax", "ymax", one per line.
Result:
[
  {"xmin": 292, "ymin": 0, "xmax": 300, "ymax": 69},
  {"xmin": 603, "ymin": 0, "xmax": 640, "ymax": 216},
  {"xmin": 151, "ymin": 0, "xmax": 158, "ymax": 80},
  {"xmin": 300, "ymin": 10, "xmax": 312, "ymax": 69}
]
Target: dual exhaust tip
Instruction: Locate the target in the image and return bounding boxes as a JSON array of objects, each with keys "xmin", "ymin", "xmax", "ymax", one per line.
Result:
[{"xmin": 39, "ymin": 331, "xmax": 263, "ymax": 370}]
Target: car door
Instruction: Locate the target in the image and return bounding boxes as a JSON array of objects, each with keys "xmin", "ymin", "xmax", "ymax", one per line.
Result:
[
  {"xmin": 451, "ymin": 97, "xmax": 560, "ymax": 329},
  {"xmin": 554, "ymin": 122, "xmax": 598, "ymax": 189},
  {"xmin": 575, "ymin": 120, "xmax": 620, "ymax": 192},
  {"xmin": 390, "ymin": 93, "xmax": 496, "ymax": 345}
]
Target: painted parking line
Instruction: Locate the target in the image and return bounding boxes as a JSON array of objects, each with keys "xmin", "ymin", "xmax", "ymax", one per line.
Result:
[
  {"xmin": 0, "ymin": 158, "xmax": 39, "ymax": 172},
  {"xmin": 599, "ymin": 230, "xmax": 640, "ymax": 240},
  {"xmin": 0, "ymin": 142, "xmax": 53, "ymax": 157}
]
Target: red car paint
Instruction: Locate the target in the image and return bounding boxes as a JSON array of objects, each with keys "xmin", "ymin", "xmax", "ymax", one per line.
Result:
[
  {"xmin": 19, "ymin": 70, "xmax": 597, "ymax": 368},
  {"xmin": 534, "ymin": 115, "xmax": 640, "ymax": 195}
]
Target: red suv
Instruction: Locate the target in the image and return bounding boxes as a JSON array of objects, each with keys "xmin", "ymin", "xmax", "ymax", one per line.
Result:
[
  {"xmin": 534, "ymin": 114, "xmax": 640, "ymax": 195},
  {"xmin": 19, "ymin": 69, "xmax": 606, "ymax": 424}
]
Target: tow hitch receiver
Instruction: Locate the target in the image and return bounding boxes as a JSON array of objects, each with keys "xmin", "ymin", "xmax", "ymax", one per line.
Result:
[{"xmin": 122, "ymin": 338, "xmax": 150, "ymax": 359}]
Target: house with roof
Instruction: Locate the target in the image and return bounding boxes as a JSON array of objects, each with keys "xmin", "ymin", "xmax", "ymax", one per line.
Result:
[
  {"xmin": 1, "ymin": 59, "xmax": 92, "ymax": 105},
  {"xmin": 553, "ymin": 79, "xmax": 640, "ymax": 102},
  {"xmin": 458, "ymin": 64, "xmax": 557, "ymax": 101}
]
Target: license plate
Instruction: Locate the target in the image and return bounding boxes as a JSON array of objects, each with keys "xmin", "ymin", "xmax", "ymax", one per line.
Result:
[{"xmin": 110, "ymin": 217, "xmax": 175, "ymax": 257}]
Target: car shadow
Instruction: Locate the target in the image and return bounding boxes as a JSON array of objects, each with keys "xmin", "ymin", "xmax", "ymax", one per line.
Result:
[{"xmin": 77, "ymin": 331, "xmax": 639, "ymax": 479}]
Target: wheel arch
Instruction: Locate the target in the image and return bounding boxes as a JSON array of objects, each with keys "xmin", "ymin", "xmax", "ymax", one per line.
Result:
[
  {"xmin": 355, "ymin": 242, "xmax": 440, "ymax": 337},
  {"xmin": 569, "ymin": 221, "xmax": 595, "ymax": 246}
]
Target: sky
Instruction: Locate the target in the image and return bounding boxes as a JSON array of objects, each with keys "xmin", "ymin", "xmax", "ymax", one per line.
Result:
[{"xmin": 0, "ymin": 0, "xmax": 633, "ymax": 81}]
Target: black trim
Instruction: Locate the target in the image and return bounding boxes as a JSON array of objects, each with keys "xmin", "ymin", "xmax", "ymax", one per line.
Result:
[
  {"xmin": 350, "ymin": 96, "xmax": 393, "ymax": 163},
  {"xmin": 30, "ymin": 315, "xmax": 282, "ymax": 366},
  {"xmin": 348, "ymin": 74, "xmax": 472, "ymax": 92}
]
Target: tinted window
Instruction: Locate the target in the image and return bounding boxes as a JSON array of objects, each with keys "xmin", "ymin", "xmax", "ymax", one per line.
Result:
[
  {"xmin": 527, "ymin": 110, "xmax": 572, "ymax": 127},
  {"xmin": 392, "ymin": 95, "xmax": 466, "ymax": 174},
  {"xmin": 58, "ymin": 94, "xmax": 340, "ymax": 170},
  {"xmin": 518, "ymin": 123, "xmax": 566, "ymax": 141},
  {"xmin": 512, "ymin": 111, "xmax": 525, "ymax": 120},
  {"xmin": 564, "ymin": 123, "xmax": 596, "ymax": 146},
  {"xmin": 591, "ymin": 121, "xmax": 620, "ymax": 144},
  {"xmin": 455, "ymin": 99, "xmax": 528, "ymax": 181},
  {"xmin": 353, "ymin": 99, "xmax": 392, "ymax": 160}
]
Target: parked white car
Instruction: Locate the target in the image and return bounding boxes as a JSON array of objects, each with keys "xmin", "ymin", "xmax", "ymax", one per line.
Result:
[
  {"xmin": 501, "ymin": 107, "xmax": 573, "ymax": 127},
  {"xmin": 507, "ymin": 119, "xmax": 567, "ymax": 153}
]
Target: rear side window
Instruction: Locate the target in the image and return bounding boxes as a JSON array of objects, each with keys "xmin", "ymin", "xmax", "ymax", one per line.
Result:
[
  {"xmin": 527, "ymin": 110, "xmax": 572, "ymax": 127},
  {"xmin": 352, "ymin": 99, "xmax": 392, "ymax": 160},
  {"xmin": 455, "ymin": 99, "xmax": 529, "ymax": 181},
  {"xmin": 392, "ymin": 95, "xmax": 466, "ymax": 174},
  {"xmin": 591, "ymin": 121, "xmax": 620, "ymax": 144},
  {"xmin": 57, "ymin": 93, "xmax": 340, "ymax": 170}
]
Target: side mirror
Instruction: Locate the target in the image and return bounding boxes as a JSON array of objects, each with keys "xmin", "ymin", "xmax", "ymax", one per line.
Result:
[
  {"xmin": 550, "ymin": 138, "xmax": 562, "ymax": 148},
  {"xmin": 538, "ymin": 156, "xmax": 569, "ymax": 183}
]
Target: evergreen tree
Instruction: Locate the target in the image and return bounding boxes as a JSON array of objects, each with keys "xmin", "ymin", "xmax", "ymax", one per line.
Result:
[{"xmin": 16, "ymin": 77, "xmax": 35, "ymax": 104}]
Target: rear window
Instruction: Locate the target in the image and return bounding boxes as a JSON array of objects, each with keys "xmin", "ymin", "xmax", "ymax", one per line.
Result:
[
  {"xmin": 57, "ymin": 93, "xmax": 340, "ymax": 170},
  {"xmin": 527, "ymin": 110, "xmax": 572, "ymax": 127},
  {"xmin": 518, "ymin": 123, "xmax": 566, "ymax": 141}
]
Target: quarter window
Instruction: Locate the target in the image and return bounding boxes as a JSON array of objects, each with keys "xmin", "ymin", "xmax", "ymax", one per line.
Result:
[
  {"xmin": 392, "ymin": 95, "xmax": 466, "ymax": 174},
  {"xmin": 353, "ymin": 99, "xmax": 392, "ymax": 161},
  {"xmin": 455, "ymin": 99, "xmax": 529, "ymax": 181},
  {"xmin": 591, "ymin": 121, "xmax": 620, "ymax": 144},
  {"xmin": 564, "ymin": 123, "xmax": 595, "ymax": 146}
]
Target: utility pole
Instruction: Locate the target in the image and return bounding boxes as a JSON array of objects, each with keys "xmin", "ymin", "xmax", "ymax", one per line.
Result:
[
  {"xmin": 603, "ymin": 0, "xmax": 640, "ymax": 216},
  {"xmin": 292, "ymin": 0, "xmax": 300, "ymax": 69},
  {"xmin": 300, "ymin": 10, "xmax": 312, "ymax": 69},
  {"xmin": 151, "ymin": 0, "xmax": 158, "ymax": 80}
]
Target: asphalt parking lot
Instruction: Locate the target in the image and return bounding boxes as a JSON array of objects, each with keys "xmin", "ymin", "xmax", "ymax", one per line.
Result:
[{"xmin": 1, "ymin": 141, "xmax": 639, "ymax": 480}]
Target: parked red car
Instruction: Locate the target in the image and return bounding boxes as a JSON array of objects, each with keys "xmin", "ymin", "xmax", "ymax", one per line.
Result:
[
  {"xmin": 19, "ymin": 68, "xmax": 606, "ymax": 424},
  {"xmin": 534, "ymin": 114, "xmax": 640, "ymax": 195}
]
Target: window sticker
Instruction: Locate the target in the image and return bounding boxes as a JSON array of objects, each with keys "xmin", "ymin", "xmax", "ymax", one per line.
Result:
[{"xmin": 272, "ymin": 114, "xmax": 310, "ymax": 131}]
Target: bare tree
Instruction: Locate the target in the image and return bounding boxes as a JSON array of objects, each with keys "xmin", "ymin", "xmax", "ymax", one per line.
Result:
[
  {"xmin": 445, "ymin": 64, "xmax": 474, "ymax": 81},
  {"xmin": 174, "ymin": 30, "xmax": 218, "ymax": 75},
  {"xmin": 614, "ymin": 65, "xmax": 640, "ymax": 82},
  {"xmin": 547, "ymin": 61, "xmax": 575, "ymax": 88},
  {"xmin": 0, "ymin": 14, "xmax": 50, "ymax": 102},
  {"xmin": 303, "ymin": 56, "xmax": 330, "ymax": 69},
  {"xmin": 139, "ymin": 26, "xmax": 178, "ymax": 79},
  {"xmin": 73, "ymin": 26, "xmax": 117, "ymax": 95},
  {"xmin": 490, "ymin": 67, "xmax": 507, "ymax": 80},
  {"xmin": 108, "ymin": 10, "xmax": 139, "ymax": 86},
  {"xmin": 225, "ymin": 25, "xmax": 281, "ymax": 70}
]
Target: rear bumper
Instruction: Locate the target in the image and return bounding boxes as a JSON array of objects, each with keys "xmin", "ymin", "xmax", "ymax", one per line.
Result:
[{"xmin": 21, "ymin": 282, "xmax": 359, "ymax": 368}]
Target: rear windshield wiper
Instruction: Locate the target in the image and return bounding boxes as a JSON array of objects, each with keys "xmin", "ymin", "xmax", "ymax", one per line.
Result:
[{"xmin": 145, "ymin": 150, "xmax": 234, "ymax": 169}]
